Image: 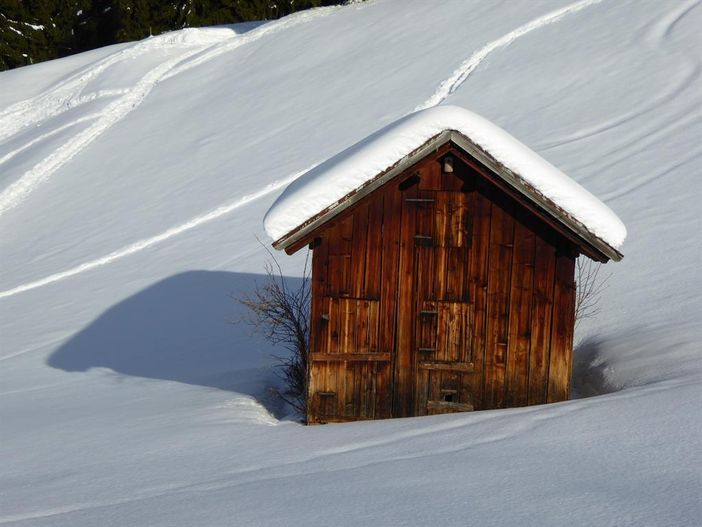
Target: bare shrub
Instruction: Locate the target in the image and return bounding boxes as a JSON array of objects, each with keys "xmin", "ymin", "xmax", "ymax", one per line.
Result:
[
  {"xmin": 575, "ymin": 257, "xmax": 610, "ymax": 328},
  {"xmin": 239, "ymin": 248, "xmax": 311, "ymax": 415}
]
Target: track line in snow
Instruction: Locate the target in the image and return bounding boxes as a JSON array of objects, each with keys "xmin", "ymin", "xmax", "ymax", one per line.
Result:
[
  {"xmin": 0, "ymin": 5, "xmax": 347, "ymax": 298},
  {"xmin": 0, "ymin": 4, "xmax": 338, "ymax": 141},
  {"xmin": 0, "ymin": 46, "xmax": 216, "ymax": 217},
  {"xmin": 0, "ymin": 6, "xmax": 339, "ymax": 143},
  {"xmin": 414, "ymin": 0, "xmax": 606, "ymax": 112},
  {"xmin": 0, "ymin": 29, "xmax": 237, "ymax": 215},
  {"xmin": 0, "ymin": 7, "xmax": 341, "ymax": 218},
  {"xmin": 161, "ymin": 6, "xmax": 341, "ymax": 81},
  {"xmin": 0, "ymin": 170, "xmax": 309, "ymax": 300},
  {"xmin": 0, "ymin": 30, "xmax": 234, "ymax": 142},
  {"xmin": 0, "ymin": 114, "xmax": 100, "ymax": 168}
]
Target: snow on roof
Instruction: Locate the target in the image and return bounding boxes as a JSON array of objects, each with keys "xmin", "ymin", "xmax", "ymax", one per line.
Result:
[{"xmin": 264, "ymin": 105, "xmax": 626, "ymax": 252}]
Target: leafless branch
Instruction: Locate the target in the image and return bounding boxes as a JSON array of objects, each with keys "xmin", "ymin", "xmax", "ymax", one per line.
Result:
[
  {"xmin": 575, "ymin": 257, "xmax": 610, "ymax": 328},
  {"xmin": 239, "ymin": 244, "xmax": 311, "ymax": 414}
]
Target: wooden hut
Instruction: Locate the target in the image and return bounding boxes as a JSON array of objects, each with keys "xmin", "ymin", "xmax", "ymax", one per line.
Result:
[{"xmin": 264, "ymin": 106, "xmax": 625, "ymax": 423}]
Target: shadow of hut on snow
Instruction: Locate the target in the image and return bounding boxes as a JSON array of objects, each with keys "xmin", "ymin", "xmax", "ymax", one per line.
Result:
[{"xmin": 47, "ymin": 270, "xmax": 301, "ymax": 417}]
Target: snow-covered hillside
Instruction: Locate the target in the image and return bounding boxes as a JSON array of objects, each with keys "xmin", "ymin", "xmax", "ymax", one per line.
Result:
[{"xmin": 1, "ymin": 1, "xmax": 700, "ymax": 525}]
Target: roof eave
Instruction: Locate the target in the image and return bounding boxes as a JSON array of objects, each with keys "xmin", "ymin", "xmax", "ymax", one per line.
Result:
[
  {"xmin": 272, "ymin": 130, "xmax": 623, "ymax": 262},
  {"xmin": 271, "ymin": 130, "xmax": 454, "ymax": 253},
  {"xmin": 448, "ymin": 132, "xmax": 623, "ymax": 262}
]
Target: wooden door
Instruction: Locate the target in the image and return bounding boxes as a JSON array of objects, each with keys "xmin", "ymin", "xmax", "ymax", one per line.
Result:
[
  {"xmin": 396, "ymin": 174, "xmax": 478, "ymax": 416},
  {"xmin": 308, "ymin": 208, "xmax": 393, "ymax": 424}
]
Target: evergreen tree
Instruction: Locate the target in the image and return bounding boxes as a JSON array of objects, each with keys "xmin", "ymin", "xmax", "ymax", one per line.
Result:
[{"xmin": 1, "ymin": 0, "xmax": 348, "ymax": 71}]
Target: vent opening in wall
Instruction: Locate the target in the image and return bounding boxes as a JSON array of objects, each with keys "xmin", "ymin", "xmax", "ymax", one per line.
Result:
[
  {"xmin": 399, "ymin": 173, "xmax": 420, "ymax": 190},
  {"xmin": 441, "ymin": 388, "xmax": 457, "ymax": 403},
  {"xmin": 317, "ymin": 391, "xmax": 337, "ymax": 422}
]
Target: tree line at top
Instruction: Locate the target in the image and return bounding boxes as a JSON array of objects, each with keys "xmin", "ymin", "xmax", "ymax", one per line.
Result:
[{"xmin": 0, "ymin": 0, "xmax": 344, "ymax": 71}]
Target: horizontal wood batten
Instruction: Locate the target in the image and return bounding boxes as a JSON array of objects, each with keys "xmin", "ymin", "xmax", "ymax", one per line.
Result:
[
  {"xmin": 310, "ymin": 352, "xmax": 391, "ymax": 362},
  {"xmin": 427, "ymin": 401, "xmax": 475, "ymax": 412},
  {"xmin": 310, "ymin": 416, "xmax": 378, "ymax": 424},
  {"xmin": 418, "ymin": 361, "xmax": 475, "ymax": 372}
]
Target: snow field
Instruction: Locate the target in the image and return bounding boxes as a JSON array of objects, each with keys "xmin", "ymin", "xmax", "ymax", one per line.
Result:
[{"xmin": 0, "ymin": 0, "xmax": 700, "ymax": 525}]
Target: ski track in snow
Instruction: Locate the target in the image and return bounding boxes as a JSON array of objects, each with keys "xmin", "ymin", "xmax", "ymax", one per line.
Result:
[
  {"xmin": 161, "ymin": 6, "xmax": 340, "ymax": 82},
  {"xmin": 0, "ymin": 7, "xmax": 340, "ymax": 219},
  {"xmin": 0, "ymin": 41, "xmax": 228, "ymax": 217},
  {"xmin": 0, "ymin": 171, "xmax": 307, "ymax": 300},
  {"xmin": 0, "ymin": 39, "xmax": 219, "ymax": 143},
  {"xmin": 0, "ymin": 114, "xmax": 99, "ymax": 167},
  {"xmin": 0, "ymin": 0, "xmax": 610, "ymax": 300},
  {"xmin": 0, "ymin": 51, "xmax": 206, "ymax": 216},
  {"xmin": 414, "ymin": 0, "xmax": 606, "ymax": 112}
]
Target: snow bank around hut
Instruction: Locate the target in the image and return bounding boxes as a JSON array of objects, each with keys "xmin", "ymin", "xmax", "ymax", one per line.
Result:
[{"xmin": 264, "ymin": 105, "xmax": 627, "ymax": 249}]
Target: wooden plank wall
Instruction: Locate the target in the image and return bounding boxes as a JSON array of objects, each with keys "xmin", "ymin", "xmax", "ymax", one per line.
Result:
[
  {"xmin": 307, "ymin": 147, "xmax": 577, "ymax": 423},
  {"xmin": 307, "ymin": 191, "xmax": 398, "ymax": 423},
  {"xmin": 407, "ymin": 163, "xmax": 478, "ymax": 417}
]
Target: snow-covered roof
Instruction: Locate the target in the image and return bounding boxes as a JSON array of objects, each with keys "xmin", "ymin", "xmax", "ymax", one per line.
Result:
[{"xmin": 264, "ymin": 106, "xmax": 626, "ymax": 260}]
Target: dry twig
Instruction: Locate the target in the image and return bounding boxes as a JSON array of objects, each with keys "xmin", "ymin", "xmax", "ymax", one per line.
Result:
[
  {"xmin": 575, "ymin": 257, "xmax": 610, "ymax": 328},
  {"xmin": 239, "ymin": 243, "xmax": 311, "ymax": 414}
]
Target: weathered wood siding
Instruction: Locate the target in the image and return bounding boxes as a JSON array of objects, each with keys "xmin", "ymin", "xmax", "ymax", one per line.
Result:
[{"xmin": 307, "ymin": 146, "xmax": 577, "ymax": 423}]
